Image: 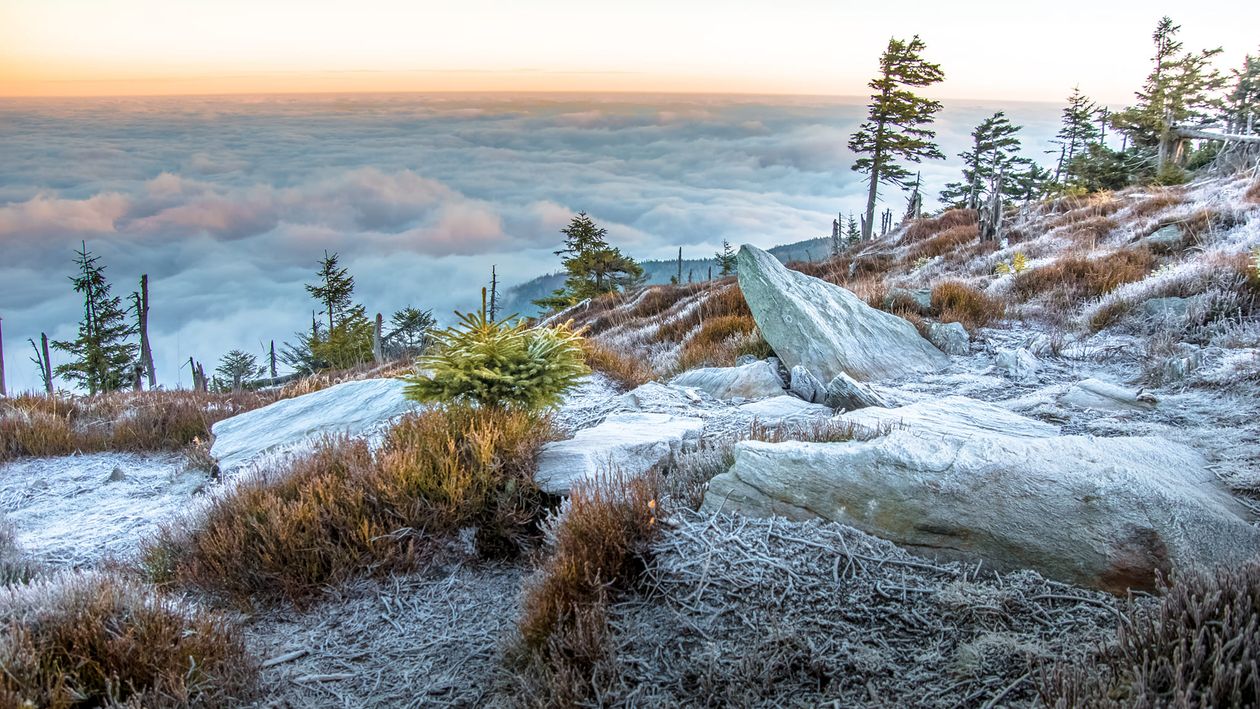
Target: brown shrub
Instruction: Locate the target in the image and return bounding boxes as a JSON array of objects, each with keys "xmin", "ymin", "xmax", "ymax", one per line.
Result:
[
  {"xmin": 144, "ymin": 406, "xmax": 556, "ymax": 604},
  {"xmin": 902, "ymin": 209, "xmax": 977, "ymax": 242},
  {"xmin": 1151, "ymin": 208, "xmax": 1236, "ymax": 245},
  {"xmin": 1012, "ymin": 249, "xmax": 1155, "ymax": 305},
  {"xmin": 1129, "ymin": 190, "xmax": 1185, "ymax": 218},
  {"xmin": 930, "ymin": 281, "xmax": 1005, "ymax": 329},
  {"xmin": 649, "ymin": 284, "xmax": 751, "ymax": 346},
  {"xmin": 1043, "ymin": 193, "xmax": 1124, "ymax": 219},
  {"xmin": 513, "ymin": 472, "xmax": 661, "ymax": 704},
  {"xmin": 583, "ymin": 339, "xmax": 656, "ymax": 391},
  {"xmin": 1041, "ymin": 561, "xmax": 1260, "ymax": 708},
  {"xmin": 674, "ymin": 314, "xmax": 758, "ymax": 372},
  {"xmin": 0, "ymin": 573, "xmax": 257, "ymax": 708},
  {"xmin": 1065, "ymin": 216, "xmax": 1118, "ymax": 248}
]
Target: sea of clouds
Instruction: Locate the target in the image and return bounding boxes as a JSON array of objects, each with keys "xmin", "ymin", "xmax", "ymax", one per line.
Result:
[{"xmin": 0, "ymin": 93, "xmax": 1060, "ymax": 391}]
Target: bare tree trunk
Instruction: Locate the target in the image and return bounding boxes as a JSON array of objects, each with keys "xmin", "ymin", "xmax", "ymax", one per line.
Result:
[
  {"xmin": 197, "ymin": 363, "xmax": 208, "ymax": 393},
  {"xmin": 138, "ymin": 274, "xmax": 156, "ymax": 388},
  {"xmin": 862, "ymin": 168, "xmax": 879, "ymax": 240},
  {"xmin": 488, "ymin": 265, "xmax": 498, "ymax": 321},
  {"xmin": 372, "ymin": 313, "xmax": 383, "ymax": 365},
  {"xmin": 269, "ymin": 340, "xmax": 278, "ymax": 378},
  {"xmin": 41, "ymin": 333, "xmax": 53, "ymax": 395},
  {"xmin": 0, "ymin": 316, "xmax": 6, "ymax": 397}
]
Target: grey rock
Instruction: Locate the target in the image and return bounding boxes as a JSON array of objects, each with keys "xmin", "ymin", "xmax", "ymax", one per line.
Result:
[
  {"xmin": 535, "ymin": 412, "xmax": 704, "ymax": 495},
  {"xmin": 670, "ymin": 361, "xmax": 786, "ymax": 401},
  {"xmin": 1142, "ymin": 225, "xmax": 1184, "ymax": 252},
  {"xmin": 994, "ymin": 348, "xmax": 1039, "ymax": 382},
  {"xmin": 1060, "ymin": 378, "xmax": 1157, "ymax": 412},
  {"xmin": 702, "ymin": 401, "xmax": 1258, "ymax": 593},
  {"xmin": 842, "ymin": 396, "xmax": 1059, "ymax": 439},
  {"xmin": 822, "ymin": 373, "xmax": 887, "ymax": 412},
  {"xmin": 736, "ymin": 396, "xmax": 835, "ymax": 424},
  {"xmin": 883, "ymin": 287, "xmax": 933, "ymax": 315},
  {"xmin": 927, "ymin": 322, "xmax": 970, "ymax": 356},
  {"xmin": 107, "ymin": 467, "xmax": 126, "ymax": 483},
  {"xmin": 734, "ymin": 354, "xmax": 759, "ymax": 367},
  {"xmin": 737, "ymin": 245, "xmax": 949, "ymax": 382},
  {"xmin": 788, "ymin": 366, "xmax": 827, "ymax": 403},
  {"xmin": 1141, "ymin": 296, "xmax": 1195, "ymax": 320}
]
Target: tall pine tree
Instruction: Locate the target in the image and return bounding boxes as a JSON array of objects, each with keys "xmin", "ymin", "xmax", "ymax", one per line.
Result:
[
  {"xmin": 534, "ymin": 213, "xmax": 643, "ymax": 310},
  {"xmin": 302, "ymin": 251, "xmax": 372, "ymax": 370},
  {"xmin": 305, "ymin": 251, "xmax": 355, "ymax": 334},
  {"xmin": 939, "ymin": 112, "xmax": 1032, "ymax": 209},
  {"xmin": 715, "ymin": 240, "xmax": 737, "ymax": 276},
  {"xmin": 1224, "ymin": 51, "xmax": 1260, "ymax": 134},
  {"xmin": 1049, "ymin": 87, "xmax": 1104, "ymax": 182},
  {"xmin": 52, "ymin": 243, "xmax": 138, "ymax": 394},
  {"xmin": 849, "ymin": 35, "xmax": 945, "ymax": 240}
]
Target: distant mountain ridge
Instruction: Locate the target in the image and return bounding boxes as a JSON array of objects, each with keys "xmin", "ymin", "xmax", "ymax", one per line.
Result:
[{"xmin": 501, "ymin": 236, "xmax": 835, "ymax": 316}]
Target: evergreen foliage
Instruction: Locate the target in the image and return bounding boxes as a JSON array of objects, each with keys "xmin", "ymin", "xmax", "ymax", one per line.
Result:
[
  {"xmin": 404, "ymin": 290, "xmax": 589, "ymax": 411},
  {"xmin": 383, "ymin": 306, "xmax": 436, "ymax": 359},
  {"xmin": 844, "ymin": 215, "xmax": 861, "ymax": 246},
  {"xmin": 305, "ymin": 251, "xmax": 355, "ymax": 334},
  {"xmin": 1224, "ymin": 51, "xmax": 1260, "ymax": 134},
  {"xmin": 715, "ymin": 241, "xmax": 737, "ymax": 276},
  {"xmin": 939, "ymin": 112, "xmax": 1040, "ymax": 209},
  {"xmin": 849, "ymin": 35, "xmax": 945, "ymax": 240},
  {"xmin": 51, "ymin": 243, "xmax": 138, "ymax": 394},
  {"xmin": 292, "ymin": 251, "xmax": 374, "ymax": 370},
  {"xmin": 534, "ymin": 213, "xmax": 644, "ymax": 311},
  {"xmin": 1050, "ymin": 87, "xmax": 1105, "ymax": 182},
  {"xmin": 214, "ymin": 350, "xmax": 263, "ymax": 392}
]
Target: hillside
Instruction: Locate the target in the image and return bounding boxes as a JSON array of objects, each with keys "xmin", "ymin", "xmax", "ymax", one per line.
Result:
[{"xmin": 500, "ymin": 236, "xmax": 834, "ymax": 316}]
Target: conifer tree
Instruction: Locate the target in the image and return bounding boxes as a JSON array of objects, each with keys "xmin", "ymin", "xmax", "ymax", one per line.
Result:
[
  {"xmin": 384, "ymin": 306, "xmax": 436, "ymax": 358},
  {"xmin": 715, "ymin": 240, "xmax": 737, "ymax": 276},
  {"xmin": 215, "ymin": 350, "xmax": 262, "ymax": 392},
  {"xmin": 1049, "ymin": 87, "xmax": 1104, "ymax": 182},
  {"xmin": 305, "ymin": 251, "xmax": 355, "ymax": 334},
  {"xmin": 844, "ymin": 215, "xmax": 861, "ymax": 245},
  {"xmin": 301, "ymin": 252, "xmax": 373, "ymax": 370},
  {"xmin": 849, "ymin": 35, "xmax": 945, "ymax": 240},
  {"xmin": 939, "ymin": 112, "xmax": 1031, "ymax": 209},
  {"xmin": 1111, "ymin": 17, "xmax": 1225, "ymax": 173},
  {"xmin": 1224, "ymin": 51, "xmax": 1260, "ymax": 134},
  {"xmin": 52, "ymin": 243, "xmax": 138, "ymax": 394},
  {"xmin": 534, "ymin": 213, "xmax": 643, "ymax": 310}
]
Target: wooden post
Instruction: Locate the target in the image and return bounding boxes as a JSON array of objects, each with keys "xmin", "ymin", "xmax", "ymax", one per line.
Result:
[
  {"xmin": 138, "ymin": 274, "xmax": 156, "ymax": 388},
  {"xmin": 0, "ymin": 316, "xmax": 6, "ymax": 397},
  {"xmin": 676, "ymin": 247, "xmax": 683, "ymax": 284},
  {"xmin": 372, "ymin": 313, "xmax": 383, "ymax": 364},
  {"xmin": 41, "ymin": 333, "xmax": 53, "ymax": 395}
]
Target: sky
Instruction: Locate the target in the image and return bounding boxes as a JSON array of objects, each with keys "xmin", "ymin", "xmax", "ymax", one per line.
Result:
[{"xmin": 1, "ymin": 0, "xmax": 1256, "ymax": 102}]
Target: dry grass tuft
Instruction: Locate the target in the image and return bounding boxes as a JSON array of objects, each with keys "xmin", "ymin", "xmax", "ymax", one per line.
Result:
[
  {"xmin": 1012, "ymin": 249, "xmax": 1155, "ymax": 306},
  {"xmin": 674, "ymin": 314, "xmax": 761, "ymax": 373},
  {"xmin": 1042, "ymin": 561, "xmax": 1260, "ymax": 708},
  {"xmin": 1129, "ymin": 190, "xmax": 1185, "ymax": 218},
  {"xmin": 931, "ymin": 281, "xmax": 1005, "ymax": 329},
  {"xmin": 0, "ymin": 572, "xmax": 257, "ymax": 708},
  {"xmin": 511, "ymin": 472, "xmax": 662, "ymax": 704},
  {"xmin": 1065, "ymin": 216, "xmax": 1118, "ymax": 248},
  {"xmin": 144, "ymin": 406, "xmax": 556, "ymax": 604},
  {"xmin": 906, "ymin": 224, "xmax": 980, "ymax": 262},
  {"xmin": 1247, "ymin": 179, "xmax": 1260, "ymax": 204},
  {"xmin": 902, "ymin": 209, "xmax": 977, "ymax": 242},
  {"xmin": 583, "ymin": 339, "xmax": 656, "ymax": 391}
]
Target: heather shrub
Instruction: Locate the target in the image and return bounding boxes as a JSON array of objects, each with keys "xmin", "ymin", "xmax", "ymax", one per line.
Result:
[
  {"xmin": 1042, "ymin": 562, "xmax": 1260, "ymax": 708},
  {"xmin": 403, "ymin": 294, "xmax": 589, "ymax": 411},
  {"xmin": 0, "ymin": 572, "xmax": 257, "ymax": 708}
]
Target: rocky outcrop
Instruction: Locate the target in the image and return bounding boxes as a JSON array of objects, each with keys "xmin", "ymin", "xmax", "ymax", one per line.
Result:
[
  {"xmin": 534, "ymin": 412, "xmax": 704, "ymax": 495},
  {"xmin": 737, "ymin": 245, "xmax": 949, "ymax": 382},
  {"xmin": 1060, "ymin": 378, "xmax": 1157, "ymax": 412},
  {"xmin": 841, "ymin": 396, "xmax": 1058, "ymax": 440},
  {"xmin": 788, "ymin": 366, "xmax": 826, "ymax": 403},
  {"xmin": 211, "ymin": 378, "xmax": 416, "ymax": 473},
  {"xmin": 670, "ymin": 361, "xmax": 786, "ymax": 400},
  {"xmin": 736, "ymin": 396, "xmax": 834, "ymax": 423},
  {"xmin": 927, "ymin": 322, "xmax": 969, "ymax": 356},
  {"xmin": 823, "ymin": 373, "xmax": 887, "ymax": 412},
  {"xmin": 994, "ymin": 348, "xmax": 1039, "ymax": 382},
  {"xmin": 702, "ymin": 418, "xmax": 1260, "ymax": 593}
]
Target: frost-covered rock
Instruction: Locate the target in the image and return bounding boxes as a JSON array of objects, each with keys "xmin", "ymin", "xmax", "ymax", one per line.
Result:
[
  {"xmin": 534, "ymin": 412, "xmax": 704, "ymax": 495},
  {"xmin": 927, "ymin": 322, "xmax": 969, "ymax": 356},
  {"xmin": 737, "ymin": 244, "xmax": 949, "ymax": 382},
  {"xmin": 737, "ymin": 396, "xmax": 834, "ymax": 423},
  {"xmin": 1140, "ymin": 296, "xmax": 1196, "ymax": 319},
  {"xmin": 670, "ymin": 361, "xmax": 785, "ymax": 400},
  {"xmin": 994, "ymin": 348, "xmax": 1039, "ymax": 382},
  {"xmin": 1141, "ymin": 225, "xmax": 1185, "ymax": 252},
  {"xmin": 702, "ymin": 424, "xmax": 1259, "ymax": 593},
  {"xmin": 1060, "ymin": 378, "xmax": 1157, "ymax": 412},
  {"xmin": 842, "ymin": 396, "xmax": 1059, "ymax": 440},
  {"xmin": 884, "ymin": 287, "xmax": 933, "ymax": 315},
  {"xmin": 788, "ymin": 366, "xmax": 826, "ymax": 403},
  {"xmin": 823, "ymin": 373, "xmax": 887, "ymax": 412},
  {"xmin": 211, "ymin": 378, "xmax": 416, "ymax": 473}
]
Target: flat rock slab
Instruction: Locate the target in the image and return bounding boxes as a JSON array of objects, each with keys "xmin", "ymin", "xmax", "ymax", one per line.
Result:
[
  {"xmin": 703, "ymin": 425, "xmax": 1259, "ymax": 593},
  {"xmin": 842, "ymin": 396, "xmax": 1060, "ymax": 439},
  {"xmin": 737, "ymin": 244, "xmax": 948, "ymax": 382},
  {"xmin": 736, "ymin": 396, "xmax": 834, "ymax": 423},
  {"xmin": 670, "ymin": 361, "xmax": 785, "ymax": 400},
  {"xmin": 535, "ymin": 412, "xmax": 704, "ymax": 495},
  {"xmin": 1060, "ymin": 377, "xmax": 1157, "ymax": 412},
  {"xmin": 211, "ymin": 378, "xmax": 417, "ymax": 473}
]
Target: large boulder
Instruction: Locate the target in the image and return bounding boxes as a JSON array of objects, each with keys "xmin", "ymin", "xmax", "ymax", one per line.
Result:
[
  {"xmin": 737, "ymin": 245, "xmax": 948, "ymax": 382},
  {"xmin": 534, "ymin": 412, "xmax": 704, "ymax": 495},
  {"xmin": 703, "ymin": 399, "xmax": 1259, "ymax": 593},
  {"xmin": 670, "ymin": 361, "xmax": 785, "ymax": 400},
  {"xmin": 211, "ymin": 378, "xmax": 416, "ymax": 473}
]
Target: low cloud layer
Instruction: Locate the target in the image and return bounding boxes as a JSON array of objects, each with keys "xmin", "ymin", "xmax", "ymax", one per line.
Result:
[{"xmin": 0, "ymin": 94, "xmax": 1059, "ymax": 391}]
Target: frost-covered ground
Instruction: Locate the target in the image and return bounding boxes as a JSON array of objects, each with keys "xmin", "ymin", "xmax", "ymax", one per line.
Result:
[{"xmin": 0, "ymin": 452, "xmax": 206, "ymax": 568}]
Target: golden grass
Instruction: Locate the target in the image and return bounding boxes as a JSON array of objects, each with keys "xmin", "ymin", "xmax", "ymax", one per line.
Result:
[
  {"xmin": 905, "ymin": 224, "xmax": 980, "ymax": 262},
  {"xmin": 583, "ymin": 339, "xmax": 656, "ymax": 391},
  {"xmin": 1129, "ymin": 190, "xmax": 1185, "ymax": 218},
  {"xmin": 0, "ymin": 573, "xmax": 257, "ymax": 708},
  {"xmin": 930, "ymin": 281, "xmax": 1005, "ymax": 329},
  {"xmin": 1012, "ymin": 248, "xmax": 1155, "ymax": 304},
  {"xmin": 1247, "ymin": 179, "xmax": 1260, "ymax": 205},
  {"xmin": 902, "ymin": 209, "xmax": 977, "ymax": 242},
  {"xmin": 144, "ymin": 406, "xmax": 557, "ymax": 604},
  {"xmin": 674, "ymin": 314, "xmax": 760, "ymax": 373}
]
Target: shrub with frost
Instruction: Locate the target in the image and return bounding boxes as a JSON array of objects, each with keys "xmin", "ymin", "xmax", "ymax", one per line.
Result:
[{"xmin": 403, "ymin": 291, "xmax": 589, "ymax": 411}]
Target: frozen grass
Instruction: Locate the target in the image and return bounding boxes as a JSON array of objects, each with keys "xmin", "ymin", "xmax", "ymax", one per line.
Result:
[
  {"xmin": 0, "ymin": 571, "xmax": 257, "ymax": 708},
  {"xmin": 143, "ymin": 405, "xmax": 557, "ymax": 605}
]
